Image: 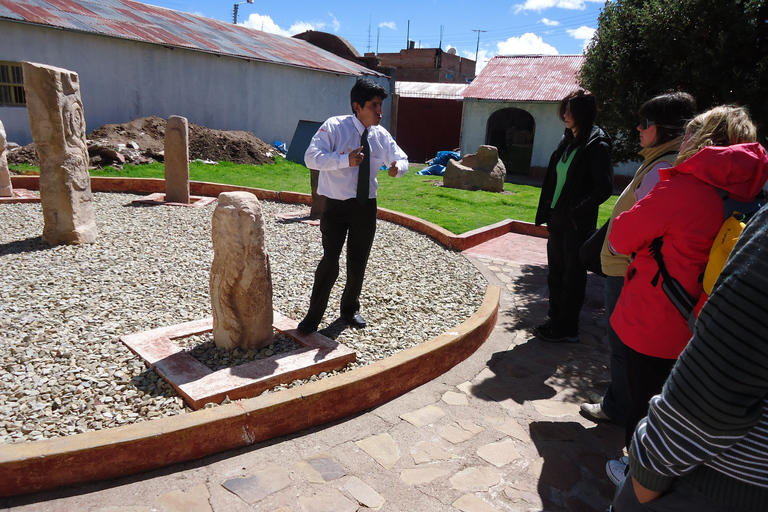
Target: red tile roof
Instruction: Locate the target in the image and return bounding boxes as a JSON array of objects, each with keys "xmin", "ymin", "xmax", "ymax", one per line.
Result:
[
  {"xmin": 0, "ymin": 0, "xmax": 380, "ymax": 77},
  {"xmin": 463, "ymin": 55, "xmax": 584, "ymax": 102}
]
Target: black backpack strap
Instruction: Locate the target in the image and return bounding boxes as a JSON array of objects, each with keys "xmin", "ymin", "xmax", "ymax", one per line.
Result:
[{"xmin": 649, "ymin": 236, "xmax": 697, "ymax": 321}]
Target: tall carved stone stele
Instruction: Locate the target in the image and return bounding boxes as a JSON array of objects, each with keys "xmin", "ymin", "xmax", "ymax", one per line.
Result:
[
  {"xmin": 0, "ymin": 120, "xmax": 12, "ymax": 197},
  {"xmin": 22, "ymin": 62, "xmax": 97, "ymax": 244},
  {"xmin": 210, "ymin": 191, "xmax": 274, "ymax": 350},
  {"xmin": 164, "ymin": 115, "xmax": 190, "ymax": 204}
]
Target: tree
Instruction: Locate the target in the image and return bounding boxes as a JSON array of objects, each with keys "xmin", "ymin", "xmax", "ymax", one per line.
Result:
[{"xmin": 581, "ymin": 0, "xmax": 768, "ymax": 163}]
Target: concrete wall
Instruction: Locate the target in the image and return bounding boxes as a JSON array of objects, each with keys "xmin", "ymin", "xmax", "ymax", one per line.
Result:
[
  {"xmin": 461, "ymin": 99, "xmax": 639, "ymax": 178},
  {"xmin": 0, "ymin": 22, "xmax": 391, "ymax": 147}
]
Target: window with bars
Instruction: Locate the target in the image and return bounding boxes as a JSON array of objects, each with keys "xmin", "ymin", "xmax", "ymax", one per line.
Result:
[{"xmin": 0, "ymin": 62, "xmax": 25, "ymax": 107}]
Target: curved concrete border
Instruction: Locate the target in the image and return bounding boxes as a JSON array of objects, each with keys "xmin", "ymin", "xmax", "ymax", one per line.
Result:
[{"xmin": 0, "ymin": 176, "xmax": 514, "ymax": 497}]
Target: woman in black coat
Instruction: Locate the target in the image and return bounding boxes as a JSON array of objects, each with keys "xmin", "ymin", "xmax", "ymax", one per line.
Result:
[{"xmin": 534, "ymin": 89, "xmax": 613, "ymax": 342}]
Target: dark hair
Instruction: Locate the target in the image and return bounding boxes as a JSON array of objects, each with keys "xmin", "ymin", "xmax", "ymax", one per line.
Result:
[
  {"xmin": 639, "ymin": 91, "xmax": 697, "ymax": 145},
  {"xmin": 559, "ymin": 89, "xmax": 597, "ymax": 145},
  {"xmin": 350, "ymin": 77, "xmax": 388, "ymax": 114}
]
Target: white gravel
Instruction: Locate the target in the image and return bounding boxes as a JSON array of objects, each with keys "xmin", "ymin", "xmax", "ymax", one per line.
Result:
[{"xmin": 0, "ymin": 193, "xmax": 487, "ymax": 443}]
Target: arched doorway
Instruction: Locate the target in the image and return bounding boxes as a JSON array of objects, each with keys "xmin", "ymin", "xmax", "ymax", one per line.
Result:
[{"xmin": 485, "ymin": 108, "xmax": 535, "ymax": 178}]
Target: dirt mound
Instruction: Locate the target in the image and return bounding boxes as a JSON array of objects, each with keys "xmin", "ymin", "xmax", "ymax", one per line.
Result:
[{"xmin": 7, "ymin": 116, "xmax": 278, "ymax": 168}]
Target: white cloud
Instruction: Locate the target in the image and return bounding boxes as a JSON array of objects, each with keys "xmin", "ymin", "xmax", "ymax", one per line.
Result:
[
  {"xmin": 241, "ymin": 13, "xmax": 327, "ymax": 36},
  {"xmin": 497, "ymin": 33, "xmax": 559, "ymax": 55},
  {"xmin": 328, "ymin": 12, "xmax": 340, "ymax": 32},
  {"xmin": 540, "ymin": 18, "xmax": 560, "ymax": 26},
  {"xmin": 567, "ymin": 25, "xmax": 596, "ymax": 49},
  {"xmin": 461, "ymin": 48, "xmax": 491, "ymax": 74},
  {"xmin": 379, "ymin": 21, "xmax": 397, "ymax": 30},
  {"xmin": 513, "ymin": 0, "xmax": 602, "ymax": 13},
  {"xmin": 289, "ymin": 21, "xmax": 323, "ymax": 34}
]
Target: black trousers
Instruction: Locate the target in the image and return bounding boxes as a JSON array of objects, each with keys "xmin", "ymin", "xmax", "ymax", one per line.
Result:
[
  {"xmin": 545, "ymin": 227, "xmax": 591, "ymax": 331},
  {"xmin": 624, "ymin": 345, "xmax": 677, "ymax": 448},
  {"xmin": 302, "ymin": 197, "xmax": 377, "ymax": 328}
]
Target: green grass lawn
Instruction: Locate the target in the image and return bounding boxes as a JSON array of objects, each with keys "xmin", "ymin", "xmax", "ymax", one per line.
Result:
[{"xmin": 17, "ymin": 157, "xmax": 617, "ymax": 235}]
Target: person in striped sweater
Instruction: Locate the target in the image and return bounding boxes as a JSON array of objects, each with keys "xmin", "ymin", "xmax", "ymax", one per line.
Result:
[{"xmin": 611, "ymin": 203, "xmax": 768, "ymax": 511}]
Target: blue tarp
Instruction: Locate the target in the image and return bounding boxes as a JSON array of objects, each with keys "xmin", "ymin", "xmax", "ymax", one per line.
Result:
[
  {"xmin": 416, "ymin": 151, "xmax": 460, "ymax": 176},
  {"xmin": 416, "ymin": 164, "xmax": 446, "ymax": 176}
]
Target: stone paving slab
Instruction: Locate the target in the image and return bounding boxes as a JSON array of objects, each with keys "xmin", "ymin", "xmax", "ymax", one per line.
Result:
[{"xmin": 1, "ymin": 230, "xmax": 623, "ymax": 512}]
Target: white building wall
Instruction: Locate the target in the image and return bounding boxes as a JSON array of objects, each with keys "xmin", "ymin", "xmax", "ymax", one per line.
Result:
[
  {"xmin": 460, "ymin": 99, "xmax": 561, "ymax": 170},
  {"xmin": 0, "ymin": 22, "xmax": 390, "ymax": 147}
]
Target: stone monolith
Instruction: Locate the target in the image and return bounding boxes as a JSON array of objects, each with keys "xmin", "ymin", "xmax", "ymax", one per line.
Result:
[
  {"xmin": 164, "ymin": 115, "xmax": 190, "ymax": 204},
  {"xmin": 0, "ymin": 120, "xmax": 11, "ymax": 197},
  {"xmin": 210, "ymin": 191, "xmax": 274, "ymax": 350},
  {"xmin": 22, "ymin": 62, "xmax": 97, "ymax": 244},
  {"xmin": 444, "ymin": 145, "xmax": 506, "ymax": 193}
]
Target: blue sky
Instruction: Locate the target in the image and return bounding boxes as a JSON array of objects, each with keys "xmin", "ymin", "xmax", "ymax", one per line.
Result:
[{"xmin": 137, "ymin": 0, "xmax": 606, "ymax": 72}]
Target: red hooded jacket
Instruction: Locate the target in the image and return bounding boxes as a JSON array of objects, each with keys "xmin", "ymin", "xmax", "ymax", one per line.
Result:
[{"xmin": 609, "ymin": 143, "xmax": 768, "ymax": 359}]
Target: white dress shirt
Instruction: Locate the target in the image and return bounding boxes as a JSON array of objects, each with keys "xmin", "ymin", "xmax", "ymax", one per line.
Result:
[{"xmin": 304, "ymin": 114, "xmax": 409, "ymax": 201}]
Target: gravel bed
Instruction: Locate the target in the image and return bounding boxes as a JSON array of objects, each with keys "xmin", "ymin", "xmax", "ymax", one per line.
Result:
[{"xmin": 0, "ymin": 193, "xmax": 486, "ymax": 443}]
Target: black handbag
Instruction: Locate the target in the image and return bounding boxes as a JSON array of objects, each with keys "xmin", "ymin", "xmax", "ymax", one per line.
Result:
[{"xmin": 579, "ymin": 221, "xmax": 609, "ymax": 277}]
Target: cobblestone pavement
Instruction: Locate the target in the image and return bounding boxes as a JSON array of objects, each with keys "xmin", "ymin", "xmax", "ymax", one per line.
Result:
[{"xmin": 2, "ymin": 232, "xmax": 624, "ymax": 512}]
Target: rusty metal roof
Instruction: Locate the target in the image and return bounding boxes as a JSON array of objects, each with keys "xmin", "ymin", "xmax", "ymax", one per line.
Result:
[
  {"xmin": 0, "ymin": 0, "xmax": 380, "ymax": 77},
  {"xmin": 395, "ymin": 81, "xmax": 467, "ymax": 100},
  {"xmin": 463, "ymin": 55, "xmax": 584, "ymax": 102}
]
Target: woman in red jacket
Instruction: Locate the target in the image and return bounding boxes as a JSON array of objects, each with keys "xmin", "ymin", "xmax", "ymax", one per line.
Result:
[{"xmin": 608, "ymin": 105, "xmax": 768, "ymax": 451}]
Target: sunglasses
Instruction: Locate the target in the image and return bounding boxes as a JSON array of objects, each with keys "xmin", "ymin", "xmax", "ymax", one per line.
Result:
[{"xmin": 639, "ymin": 119, "xmax": 657, "ymax": 130}]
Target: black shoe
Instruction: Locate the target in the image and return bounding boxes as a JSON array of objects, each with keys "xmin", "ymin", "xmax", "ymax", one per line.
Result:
[
  {"xmin": 535, "ymin": 319, "xmax": 556, "ymax": 333},
  {"xmin": 342, "ymin": 312, "xmax": 367, "ymax": 328},
  {"xmin": 537, "ymin": 324, "xmax": 579, "ymax": 343},
  {"xmin": 297, "ymin": 321, "xmax": 317, "ymax": 334}
]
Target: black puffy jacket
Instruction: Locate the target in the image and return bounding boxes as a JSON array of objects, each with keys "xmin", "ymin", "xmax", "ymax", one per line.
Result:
[{"xmin": 535, "ymin": 125, "xmax": 613, "ymax": 231}]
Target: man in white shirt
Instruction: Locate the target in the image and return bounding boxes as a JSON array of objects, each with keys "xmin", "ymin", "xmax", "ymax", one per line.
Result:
[{"xmin": 298, "ymin": 78, "xmax": 409, "ymax": 333}]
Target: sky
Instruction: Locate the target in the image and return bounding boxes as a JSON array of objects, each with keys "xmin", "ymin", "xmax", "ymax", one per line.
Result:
[{"xmin": 136, "ymin": 0, "xmax": 607, "ymax": 73}]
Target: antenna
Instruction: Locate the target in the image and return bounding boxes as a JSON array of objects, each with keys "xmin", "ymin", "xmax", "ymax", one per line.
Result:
[
  {"xmin": 406, "ymin": 20, "xmax": 410, "ymax": 49},
  {"xmin": 367, "ymin": 15, "xmax": 371, "ymax": 53},
  {"xmin": 472, "ymin": 29, "xmax": 487, "ymax": 62},
  {"xmin": 376, "ymin": 27, "xmax": 380, "ymax": 54},
  {"xmin": 439, "ymin": 25, "xmax": 443, "ymax": 51}
]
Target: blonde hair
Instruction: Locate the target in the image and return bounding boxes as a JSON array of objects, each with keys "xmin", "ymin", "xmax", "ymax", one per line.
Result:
[{"xmin": 675, "ymin": 105, "xmax": 757, "ymax": 165}]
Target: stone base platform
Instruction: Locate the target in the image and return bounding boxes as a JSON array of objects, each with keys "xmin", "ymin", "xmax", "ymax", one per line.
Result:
[
  {"xmin": 274, "ymin": 208, "xmax": 320, "ymax": 226},
  {"xmin": 120, "ymin": 312, "xmax": 356, "ymax": 410},
  {"xmin": 0, "ymin": 189, "xmax": 40, "ymax": 203},
  {"xmin": 132, "ymin": 192, "xmax": 217, "ymax": 207}
]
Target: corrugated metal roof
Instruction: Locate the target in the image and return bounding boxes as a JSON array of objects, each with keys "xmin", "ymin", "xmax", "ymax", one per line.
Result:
[
  {"xmin": 463, "ymin": 55, "xmax": 584, "ymax": 102},
  {"xmin": 395, "ymin": 81, "xmax": 467, "ymax": 100},
  {"xmin": 0, "ymin": 0, "xmax": 381, "ymax": 77}
]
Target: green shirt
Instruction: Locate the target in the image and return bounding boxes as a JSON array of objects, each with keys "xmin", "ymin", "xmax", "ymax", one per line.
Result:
[{"xmin": 551, "ymin": 146, "xmax": 577, "ymax": 208}]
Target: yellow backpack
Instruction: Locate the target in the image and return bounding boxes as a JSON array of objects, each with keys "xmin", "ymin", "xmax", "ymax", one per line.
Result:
[{"xmin": 702, "ymin": 212, "xmax": 747, "ymax": 295}]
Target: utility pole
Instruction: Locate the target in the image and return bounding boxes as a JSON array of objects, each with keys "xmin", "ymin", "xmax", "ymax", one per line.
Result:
[
  {"xmin": 232, "ymin": 0, "xmax": 254, "ymax": 24},
  {"xmin": 472, "ymin": 29, "xmax": 486, "ymax": 62},
  {"xmin": 406, "ymin": 20, "xmax": 410, "ymax": 48}
]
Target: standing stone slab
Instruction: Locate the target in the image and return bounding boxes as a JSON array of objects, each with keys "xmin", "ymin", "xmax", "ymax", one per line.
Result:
[
  {"xmin": 210, "ymin": 191, "xmax": 274, "ymax": 349},
  {"xmin": 164, "ymin": 115, "xmax": 190, "ymax": 204},
  {"xmin": 22, "ymin": 62, "xmax": 97, "ymax": 244},
  {"xmin": 0, "ymin": 120, "xmax": 11, "ymax": 197}
]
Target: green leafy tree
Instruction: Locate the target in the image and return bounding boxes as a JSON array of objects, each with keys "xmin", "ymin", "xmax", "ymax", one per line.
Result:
[{"xmin": 581, "ymin": 0, "xmax": 768, "ymax": 163}]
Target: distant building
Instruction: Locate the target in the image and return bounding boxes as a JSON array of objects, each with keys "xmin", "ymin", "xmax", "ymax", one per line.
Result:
[
  {"xmin": 0, "ymin": 0, "xmax": 387, "ymax": 147},
  {"xmin": 371, "ymin": 46, "xmax": 476, "ymax": 84}
]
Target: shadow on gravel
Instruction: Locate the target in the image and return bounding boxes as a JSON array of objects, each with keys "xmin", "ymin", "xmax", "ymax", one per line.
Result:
[{"xmin": 0, "ymin": 236, "xmax": 53, "ymax": 256}]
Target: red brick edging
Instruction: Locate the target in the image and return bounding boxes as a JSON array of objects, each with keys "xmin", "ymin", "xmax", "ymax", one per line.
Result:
[{"xmin": 1, "ymin": 176, "xmax": 512, "ymax": 497}]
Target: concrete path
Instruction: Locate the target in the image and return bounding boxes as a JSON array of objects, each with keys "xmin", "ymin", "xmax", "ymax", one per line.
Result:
[{"xmin": 1, "ymin": 233, "xmax": 624, "ymax": 512}]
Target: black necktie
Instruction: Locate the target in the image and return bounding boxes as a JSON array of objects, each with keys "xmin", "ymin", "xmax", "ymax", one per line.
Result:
[{"xmin": 356, "ymin": 128, "xmax": 370, "ymax": 204}]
